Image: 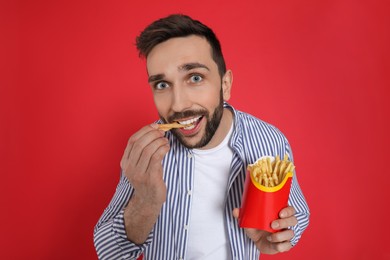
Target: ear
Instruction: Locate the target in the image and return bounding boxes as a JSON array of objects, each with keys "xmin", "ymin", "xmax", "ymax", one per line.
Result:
[{"xmin": 222, "ymin": 70, "xmax": 233, "ymax": 101}]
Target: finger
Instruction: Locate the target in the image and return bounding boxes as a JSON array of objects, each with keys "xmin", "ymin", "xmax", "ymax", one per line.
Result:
[
  {"xmin": 125, "ymin": 124, "xmax": 163, "ymax": 160},
  {"xmin": 120, "ymin": 125, "xmax": 161, "ymax": 168},
  {"xmin": 270, "ymin": 240, "xmax": 293, "ymax": 253},
  {"xmin": 145, "ymin": 142, "xmax": 170, "ymax": 175},
  {"xmin": 279, "ymin": 206, "xmax": 296, "ymax": 218},
  {"xmin": 130, "ymin": 124, "xmax": 162, "ymax": 144},
  {"xmin": 267, "ymin": 229, "xmax": 294, "ymax": 243},
  {"xmin": 232, "ymin": 208, "xmax": 240, "ymax": 219},
  {"xmin": 127, "ymin": 129, "xmax": 166, "ymax": 171},
  {"xmin": 244, "ymin": 228, "xmax": 265, "ymax": 242},
  {"xmin": 271, "ymin": 215, "xmax": 297, "ymax": 230},
  {"xmin": 132, "ymin": 135, "xmax": 169, "ymax": 175}
]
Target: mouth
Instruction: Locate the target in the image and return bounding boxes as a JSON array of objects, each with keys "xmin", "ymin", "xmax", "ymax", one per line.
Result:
[{"xmin": 176, "ymin": 116, "xmax": 203, "ymax": 130}]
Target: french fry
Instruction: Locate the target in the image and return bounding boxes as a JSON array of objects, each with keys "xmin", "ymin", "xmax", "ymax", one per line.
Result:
[
  {"xmin": 266, "ymin": 158, "xmax": 272, "ymax": 176},
  {"xmin": 279, "ymin": 160, "xmax": 287, "ymax": 178},
  {"xmin": 157, "ymin": 122, "xmax": 193, "ymax": 131},
  {"xmin": 282, "ymin": 162, "xmax": 295, "ymax": 182},
  {"xmin": 284, "ymin": 162, "xmax": 294, "ymax": 175},
  {"xmin": 258, "ymin": 171, "xmax": 264, "ymax": 184},
  {"xmin": 263, "ymin": 174, "xmax": 269, "ymax": 187},
  {"xmin": 273, "ymin": 160, "xmax": 281, "ymax": 181},
  {"xmin": 272, "ymin": 172, "xmax": 279, "ymax": 184},
  {"xmin": 269, "ymin": 177, "xmax": 275, "ymax": 187},
  {"xmin": 252, "ymin": 167, "xmax": 260, "ymax": 182},
  {"xmin": 271, "ymin": 155, "xmax": 278, "ymax": 169}
]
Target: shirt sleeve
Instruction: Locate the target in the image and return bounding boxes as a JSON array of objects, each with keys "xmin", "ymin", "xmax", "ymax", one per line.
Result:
[
  {"xmin": 93, "ymin": 172, "xmax": 154, "ymax": 259},
  {"xmin": 285, "ymin": 142, "xmax": 310, "ymax": 246}
]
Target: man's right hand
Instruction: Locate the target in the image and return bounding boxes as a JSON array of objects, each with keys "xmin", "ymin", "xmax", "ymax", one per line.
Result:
[{"xmin": 120, "ymin": 124, "xmax": 170, "ymax": 244}]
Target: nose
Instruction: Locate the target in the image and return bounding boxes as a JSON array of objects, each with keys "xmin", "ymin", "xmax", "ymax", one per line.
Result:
[{"xmin": 171, "ymin": 84, "xmax": 192, "ymax": 112}]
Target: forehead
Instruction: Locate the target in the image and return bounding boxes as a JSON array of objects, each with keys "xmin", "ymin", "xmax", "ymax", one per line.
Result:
[{"xmin": 146, "ymin": 35, "xmax": 216, "ymax": 75}]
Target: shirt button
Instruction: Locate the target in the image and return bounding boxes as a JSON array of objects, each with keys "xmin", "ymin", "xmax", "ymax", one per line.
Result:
[
  {"xmin": 187, "ymin": 190, "xmax": 192, "ymax": 196},
  {"xmin": 184, "ymin": 225, "xmax": 189, "ymax": 230},
  {"xmin": 187, "ymin": 153, "xmax": 193, "ymax": 159}
]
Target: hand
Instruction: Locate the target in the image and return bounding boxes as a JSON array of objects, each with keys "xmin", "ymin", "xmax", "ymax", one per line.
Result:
[
  {"xmin": 120, "ymin": 124, "xmax": 170, "ymax": 208},
  {"xmin": 233, "ymin": 206, "xmax": 297, "ymax": 254}
]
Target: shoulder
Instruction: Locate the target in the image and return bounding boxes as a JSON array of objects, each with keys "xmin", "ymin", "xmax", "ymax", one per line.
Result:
[
  {"xmin": 230, "ymin": 107, "xmax": 291, "ymax": 162},
  {"xmin": 235, "ymin": 109, "xmax": 287, "ymax": 141}
]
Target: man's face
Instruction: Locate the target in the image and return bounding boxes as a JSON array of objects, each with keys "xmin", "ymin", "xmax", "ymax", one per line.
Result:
[{"xmin": 146, "ymin": 35, "xmax": 231, "ymax": 149}]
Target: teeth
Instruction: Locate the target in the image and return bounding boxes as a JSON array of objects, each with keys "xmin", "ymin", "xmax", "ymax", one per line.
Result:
[
  {"xmin": 178, "ymin": 116, "xmax": 201, "ymax": 126},
  {"xmin": 184, "ymin": 124, "xmax": 196, "ymax": 130}
]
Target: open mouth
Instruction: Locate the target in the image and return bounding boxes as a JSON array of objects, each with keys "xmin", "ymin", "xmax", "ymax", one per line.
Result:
[{"xmin": 177, "ymin": 116, "xmax": 203, "ymax": 130}]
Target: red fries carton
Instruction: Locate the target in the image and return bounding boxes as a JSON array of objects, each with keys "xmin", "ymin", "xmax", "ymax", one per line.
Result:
[{"xmin": 239, "ymin": 156, "xmax": 294, "ymax": 233}]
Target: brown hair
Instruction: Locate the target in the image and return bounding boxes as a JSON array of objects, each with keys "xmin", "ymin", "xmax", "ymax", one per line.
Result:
[{"xmin": 136, "ymin": 14, "xmax": 226, "ymax": 78}]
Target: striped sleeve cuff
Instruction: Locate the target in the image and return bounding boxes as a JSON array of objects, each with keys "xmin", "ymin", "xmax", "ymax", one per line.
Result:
[
  {"xmin": 289, "ymin": 211, "xmax": 310, "ymax": 246},
  {"xmin": 112, "ymin": 210, "xmax": 154, "ymax": 259}
]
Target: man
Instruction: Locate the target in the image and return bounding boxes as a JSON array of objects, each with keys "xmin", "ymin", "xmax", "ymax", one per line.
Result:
[{"xmin": 94, "ymin": 14, "xmax": 309, "ymax": 260}]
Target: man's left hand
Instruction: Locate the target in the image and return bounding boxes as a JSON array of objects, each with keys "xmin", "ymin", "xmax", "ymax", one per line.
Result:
[{"xmin": 232, "ymin": 206, "xmax": 297, "ymax": 254}]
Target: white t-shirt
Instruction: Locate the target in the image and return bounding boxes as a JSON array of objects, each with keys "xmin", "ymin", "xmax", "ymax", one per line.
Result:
[{"xmin": 187, "ymin": 124, "xmax": 234, "ymax": 260}]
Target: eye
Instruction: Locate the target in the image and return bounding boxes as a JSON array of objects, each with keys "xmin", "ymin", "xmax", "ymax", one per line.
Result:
[
  {"xmin": 155, "ymin": 81, "xmax": 170, "ymax": 90},
  {"xmin": 189, "ymin": 74, "xmax": 203, "ymax": 83}
]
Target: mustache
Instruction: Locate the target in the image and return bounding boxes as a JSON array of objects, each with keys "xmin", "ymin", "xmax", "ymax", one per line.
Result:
[{"xmin": 167, "ymin": 109, "xmax": 208, "ymax": 123}]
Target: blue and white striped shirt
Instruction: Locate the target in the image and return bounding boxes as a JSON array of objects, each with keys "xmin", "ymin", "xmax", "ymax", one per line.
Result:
[{"xmin": 94, "ymin": 103, "xmax": 310, "ymax": 260}]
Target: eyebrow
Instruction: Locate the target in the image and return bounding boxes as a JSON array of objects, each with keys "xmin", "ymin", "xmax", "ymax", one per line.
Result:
[
  {"xmin": 148, "ymin": 62, "xmax": 210, "ymax": 83},
  {"xmin": 148, "ymin": 74, "xmax": 165, "ymax": 83},
  {"xmin": 179, "ymin": 62, "xmax": 210, "ymax": 72}
]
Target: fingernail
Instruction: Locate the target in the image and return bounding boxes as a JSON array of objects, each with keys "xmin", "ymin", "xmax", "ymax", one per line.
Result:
[{"xmin": 267, "ymin": 236, "xmax": 272, "ymax": 242}]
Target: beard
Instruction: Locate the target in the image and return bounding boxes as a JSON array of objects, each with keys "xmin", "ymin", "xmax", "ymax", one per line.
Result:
[{"xmin": 159, "ymin": 89, "xmax": 224, "ymax": 149}]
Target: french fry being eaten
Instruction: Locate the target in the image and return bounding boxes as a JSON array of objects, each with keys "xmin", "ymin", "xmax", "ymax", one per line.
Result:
[{"xmin": 157, "ymin": 122, "xmax": 193, "ymax": 131}]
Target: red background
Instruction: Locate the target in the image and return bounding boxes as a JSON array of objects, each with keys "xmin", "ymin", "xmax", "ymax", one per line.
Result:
[{"xmin": 1, "ymin": 1, "xmax": 389, "ymax": 259}]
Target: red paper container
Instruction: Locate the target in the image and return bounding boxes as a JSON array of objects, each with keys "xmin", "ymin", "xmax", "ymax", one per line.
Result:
[{"xmin": 239, "ymin": 170, "xmax": 293, "ymax": 233}]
